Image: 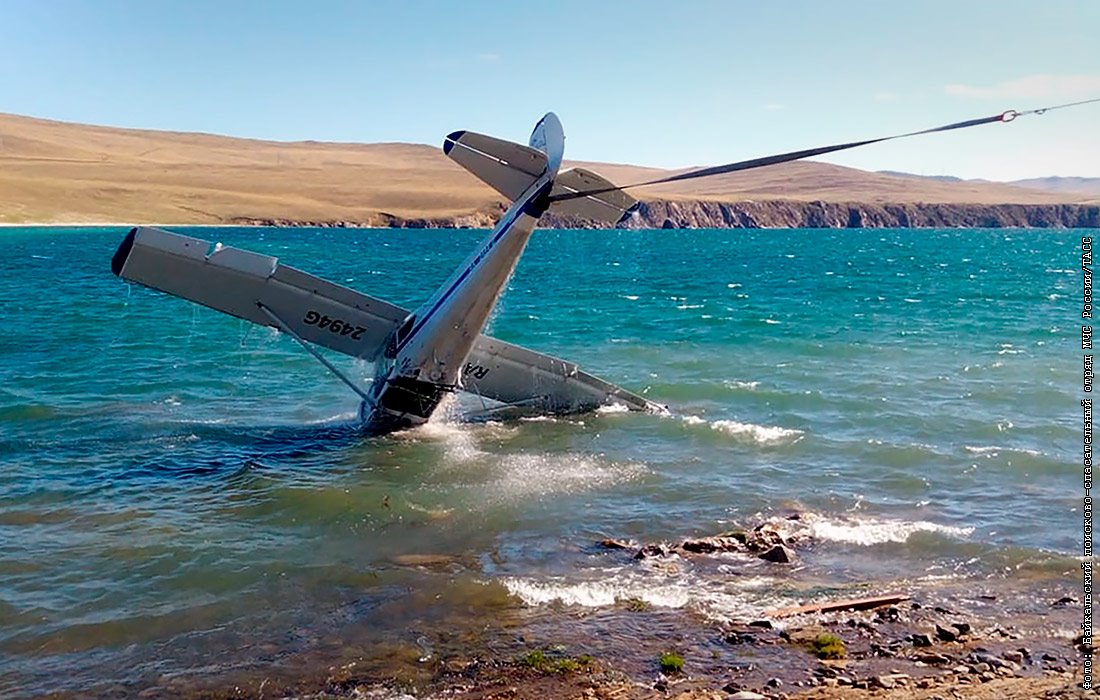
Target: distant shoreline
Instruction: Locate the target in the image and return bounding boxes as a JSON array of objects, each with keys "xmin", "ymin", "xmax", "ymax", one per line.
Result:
[{"xmin": 3, "ymin": 198, "xmax": 1099, "ymax": 229}]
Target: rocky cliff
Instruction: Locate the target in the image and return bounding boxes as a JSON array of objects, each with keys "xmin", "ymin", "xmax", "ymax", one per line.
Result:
[
  {"xmin": 557, "ymin": 199, "xmax": 1100, "ymax": 229},
  {"xmin": 232, "ymin": 199, "xmax": 1100, "ymax": 229}
]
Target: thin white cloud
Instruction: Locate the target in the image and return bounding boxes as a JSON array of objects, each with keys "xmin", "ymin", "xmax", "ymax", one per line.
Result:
[
  {"xmin": 945, "ymin": 74, "xmax": 1100, "ymax": 99},
  {"xmin": 477, "ymin": 53, "xmax": 500, "ymax": 62},
  {"xmin": 874, "ymin": 91, "xmax": 898, "ymax": 102},
  {"xmin": 763, "ymin": 103, "xmax": 784, "ymax": 111}
]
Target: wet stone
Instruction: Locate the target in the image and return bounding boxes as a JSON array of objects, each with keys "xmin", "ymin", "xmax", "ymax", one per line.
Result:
[
  {"xmin": 757, "ymin": 544, "xmax": 795, "ymax": 564},
  {"xmin": 912, "ymin": 633, "xmax": 934, "ymax": 647},
  {"xmin": 935, "ymin": 624, "xmax": 957, "ymax": 642},
  {"xmin": 598, "ymin": 538, "xmax": 632, "ymax": 551}
]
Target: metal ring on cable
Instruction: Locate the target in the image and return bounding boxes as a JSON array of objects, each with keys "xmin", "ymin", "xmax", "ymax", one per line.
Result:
[{"xmin": 1001, "ymin": 110, "xmax": 1019, "ymax": 123}]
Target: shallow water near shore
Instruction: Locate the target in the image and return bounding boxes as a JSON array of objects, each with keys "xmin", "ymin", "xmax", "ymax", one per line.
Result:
[{"xmin": 0, "ymin": 226, "xmax": 1084, "ymax": 696}]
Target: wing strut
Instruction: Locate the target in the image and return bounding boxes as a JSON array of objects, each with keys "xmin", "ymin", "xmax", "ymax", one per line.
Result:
[
  {"xmin": 548, "ymin": 97, "xmax": 1100, "ymax": 203},
  {"xmin": 257, "ymin": 302, "xmax": 371, "ymax": 401}
]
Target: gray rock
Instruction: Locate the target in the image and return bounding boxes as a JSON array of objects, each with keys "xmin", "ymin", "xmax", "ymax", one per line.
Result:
[
  {"xmin": 915, "ymin": 653, "xmax": 950, "ymax": 664},
  {"xmin": 873, "ymin": 674, "xmax": 910, "ymax": 689},
  {"xmin": 728, "ymin": 692, "xmax": 766, "ymax": 700},
  {"xmin": 912, "ymin": 633, "xmax": 934, "ymax": 647},
  {"xmin": 951, "ymin": 621, "xmax": 971, "ymax": 636},
  {"xmin": 935, "ymin": 624, "xmax": 957, "ymax": 642},
  {"xmin": 757, "ymin": 544, "xmax": 795, "ymax": 563}
]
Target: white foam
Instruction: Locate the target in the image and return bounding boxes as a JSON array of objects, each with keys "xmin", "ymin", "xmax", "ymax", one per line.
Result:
[
  {"xmin": 724, "ymin": 380, "xmax": 761, "ymax": 391},
  {"xmin": 501, "ymin": 570, "xmax": 779, "ymax": 622},
  {"xmin": 679, "ymin": 415, "xmax": 803, "ymax": 446},
  {"xmin": 596, "ymin": 403, "xmax": 631, "ymax": 414},
  {"xmin": 503, "ymin": 576, "xmax": 690, "ymax": 608},
  {"xmin": 774, "ymin": 512, "xmax": 974, "ymax": 546},
  {"xmin": 964, "ymin": 445, "xmax": 1043, "ymax": 457},
  {"xmin": 710, "ymin": 419, "xmax": 803, "ymax": 446},
  {"xmin": 477, "ymin": 454, "xmax": 647, "ymax": 505}
]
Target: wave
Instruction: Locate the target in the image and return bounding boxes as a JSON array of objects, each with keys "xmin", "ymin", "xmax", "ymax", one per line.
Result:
[
  {"xmin": 768, "ymin": 512, "xmax": 974, "ymax": 546},
  {"xmin": 681, "ymin": 415, "xmax": 804, "ymax": 446},
  {"xmin": 963, "ymin": 445, "xmax": 1043, "ymax": 457},
  {"xmin": 501, "ymin": 567, "xmax": 779, "ymax": 622}
]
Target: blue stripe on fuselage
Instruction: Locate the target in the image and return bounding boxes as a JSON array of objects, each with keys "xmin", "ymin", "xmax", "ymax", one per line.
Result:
[{"xmin": 392, "ymin": 180, "xmax": 551, "ymax": 357}]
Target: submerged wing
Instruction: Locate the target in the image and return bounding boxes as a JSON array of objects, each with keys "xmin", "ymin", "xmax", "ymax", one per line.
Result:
[
  {"xmin": 462, "ymin": 335, "xmax": 657, "ymax": 415},
  {"xmin": 111, "ymin": 227, "xmax": 406, "ymax": 359},
  {"xmin": 443, "ymin": 130, "xmax": 548, "ymax": 201}
]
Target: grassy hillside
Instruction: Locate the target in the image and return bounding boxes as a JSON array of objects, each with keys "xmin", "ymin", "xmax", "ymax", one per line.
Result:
[{"xmin": 0, "ymin": 112, "xmax": 1084, "ymax": 225}]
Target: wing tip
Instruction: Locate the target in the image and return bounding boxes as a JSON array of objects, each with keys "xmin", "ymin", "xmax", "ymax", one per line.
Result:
[
  {"xmin": 442, "ymin": 130, "xmax": 467, "ymax": 156},
  {"xmin": 111, "ymin": 227, "xmax": 138, "ymax": 277}
]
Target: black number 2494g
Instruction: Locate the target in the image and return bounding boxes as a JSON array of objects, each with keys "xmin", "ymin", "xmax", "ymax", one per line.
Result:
[{"xmin": 303, "ymin": 310, "xmax": 367, "ymax": 340}]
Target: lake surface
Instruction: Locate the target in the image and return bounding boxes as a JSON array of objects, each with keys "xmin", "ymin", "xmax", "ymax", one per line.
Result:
[{"xmin": 0, "ymin": 226, "xmax": 1083, "ymax": 696}]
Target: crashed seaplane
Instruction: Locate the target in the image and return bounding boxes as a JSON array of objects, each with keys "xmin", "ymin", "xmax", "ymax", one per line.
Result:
[
  {"xmin": 110, "ymin": 101, "xmax": 1093, "ymax": 435},
  {"xmin": 112, "ymin": 114, "xmax": 659, "ymax": 434}
]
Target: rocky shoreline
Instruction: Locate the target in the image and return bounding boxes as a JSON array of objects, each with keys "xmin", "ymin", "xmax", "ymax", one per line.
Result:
[
  {"xmin": 228, "ymin": 199, "xmax": 1100, "ymax": 230},
  {"xmin": 105, "ymin": 518, "xmax": 1089, "ymax": 700}
]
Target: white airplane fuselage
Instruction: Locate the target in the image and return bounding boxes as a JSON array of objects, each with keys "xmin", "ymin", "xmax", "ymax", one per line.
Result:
[{"xmin": 360, "ymin": 115, "xmax": 565, "ymax": 432}]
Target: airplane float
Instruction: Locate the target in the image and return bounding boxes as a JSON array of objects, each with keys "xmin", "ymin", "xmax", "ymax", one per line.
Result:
[{"xmin": 110, "ymin": 100, "xmax": 1098, "ymax": 436}]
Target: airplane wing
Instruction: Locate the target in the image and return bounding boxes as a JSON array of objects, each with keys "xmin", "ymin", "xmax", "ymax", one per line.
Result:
[
  {"xmin": 462, "ymin": 336, "xmax": 657, "ymax": 415},
  {"xmin": 111, "ymin": 227, "xmax": 407, "ymax": 359},
  {"xmin": 112, "ymin": 226, "xmax": 656, "ymax": 415}
]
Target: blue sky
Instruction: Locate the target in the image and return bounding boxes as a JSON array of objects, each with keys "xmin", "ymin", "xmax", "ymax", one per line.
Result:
[{"xmin": 2, "ymin": 0, "xmax": 1097, "ymax": 179}]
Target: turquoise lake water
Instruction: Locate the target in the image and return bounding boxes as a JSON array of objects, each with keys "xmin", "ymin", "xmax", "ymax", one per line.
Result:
[{"xmin": 0, "ymin": 226, "xmax": 1083, "ymax": 696}]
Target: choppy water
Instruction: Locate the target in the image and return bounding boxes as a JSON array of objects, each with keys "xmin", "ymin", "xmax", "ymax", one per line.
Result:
[{"xmin": 0, "ymin": 226, "xmax": 1083, "ymax": 696}]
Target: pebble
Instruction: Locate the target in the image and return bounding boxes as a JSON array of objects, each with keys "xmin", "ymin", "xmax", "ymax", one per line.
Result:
[
  {"xmin": 979, "ymin": 671, "xmax": 997, "ymax": 683},
  {"xmin": 765, "ymin": 678, "xmax": 782, "ymax": 688},
  {"xmin": 727, "ymin": 692, "xmax": 766, "ymax": 700},
  {"xmin": 873, "ymin": 673, "xmax": 910, "ymax": 689},
  {"xmin": 912, "ymin": 633, "xmax": 934, "ymax": 647},
  {"xmin": 950, "ymin": 621, "xmax": 971, "ymax": 636},
  {"xmin": 915, "ymin": 652, "xmax": 950, "ymax": 664},
  {"xmin": 1003, "ymin": 650, "xmax": 1024, "ymax": 664},
  {"xmin": 934, "ymin": 624, "xmax": 957, "ymax": 642}
]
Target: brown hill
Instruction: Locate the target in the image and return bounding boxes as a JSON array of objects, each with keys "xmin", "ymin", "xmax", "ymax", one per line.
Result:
[{"xmin": 0, "ymin": 112, "xmax": 1086, "ymax": 226}]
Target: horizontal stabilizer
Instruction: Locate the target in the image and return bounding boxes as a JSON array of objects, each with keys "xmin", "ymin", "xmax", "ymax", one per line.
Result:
[
  {"xmin": 112, "ymin": 227, "xmax": 406, "ymax": 359},
  {"xmin": 548, "ymin": 168, "xmax": 637, "ymax": 224},
  {"xmin": 443, "ymin": 130, "xmax": 548, "ymax": 201},
  {"xmin": 462, "ymin": 336, "xmax": 656, "ymax": 415}
]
